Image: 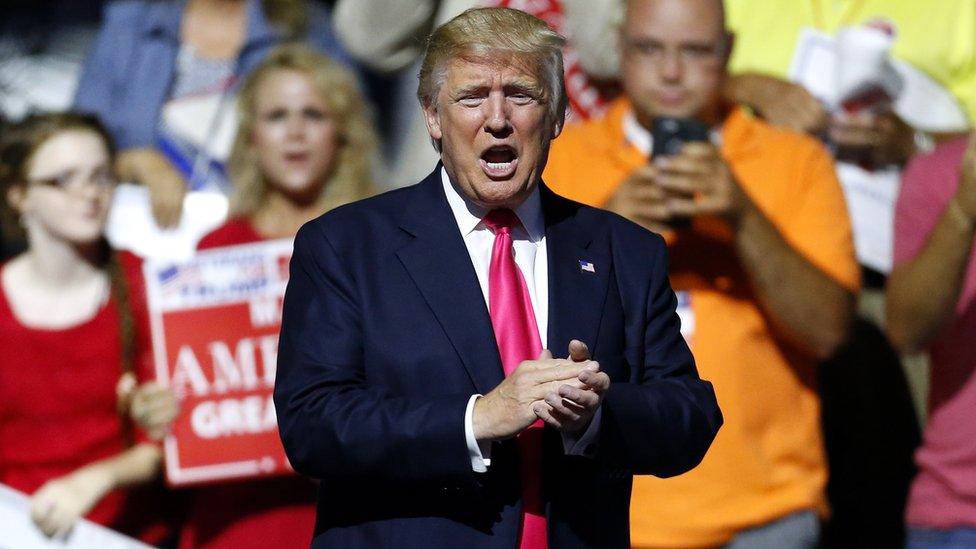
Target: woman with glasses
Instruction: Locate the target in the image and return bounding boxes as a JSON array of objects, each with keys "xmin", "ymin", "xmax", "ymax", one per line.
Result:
[{"xmin": 0, "ymin": 113, "xmax": 171, "ymax": 543}]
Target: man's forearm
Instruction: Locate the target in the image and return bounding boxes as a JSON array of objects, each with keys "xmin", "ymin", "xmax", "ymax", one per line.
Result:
[
  {"xmin": 887, "ymin": 198, "xmax": 976, "ymax": 352},
  {"xmin": 722, "ymin": 73, "xmax": 773, "ymax": 108},
  {"xmin": 332, "ymin": 0, "xmax": 436, "ymax": 72},
  {"xmin": 733, "ymin": 199, "xmax": 855, "ymax": 360}
]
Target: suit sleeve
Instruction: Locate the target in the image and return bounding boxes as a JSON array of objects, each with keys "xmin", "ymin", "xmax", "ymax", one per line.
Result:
[
  {"xmin": 600, "ymin": 233, "xmax": 723, "ymax": 477},
  {"xmin": 275, "ymin": 223, "xmax": 475, "ymax": 485}
]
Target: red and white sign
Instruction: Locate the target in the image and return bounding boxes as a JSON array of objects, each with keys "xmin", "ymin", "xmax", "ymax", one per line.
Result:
[{"xmin": 144, "ymin": 239, "xmax": 293, "ymax": 486}]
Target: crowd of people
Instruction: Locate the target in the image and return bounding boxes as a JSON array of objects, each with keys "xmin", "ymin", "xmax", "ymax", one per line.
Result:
[{"xmin": 1, "ymin": 0, "xmax": 974, "ymax": 548}]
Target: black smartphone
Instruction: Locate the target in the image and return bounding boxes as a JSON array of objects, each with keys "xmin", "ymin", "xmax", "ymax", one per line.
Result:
[
  {"xmin": 650, "ymin": 116, "xmax": 711, "ymax": 158},
  {"xmin": 650, "ymin": 117, "xmax": 710, "ymax": 229}
]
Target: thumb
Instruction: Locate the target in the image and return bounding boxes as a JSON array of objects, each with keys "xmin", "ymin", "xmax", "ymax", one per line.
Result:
[
  {"xmin": 537, "ymin": 349, "xmax": 553, "ymax": 360},
  {"xmin": 568, "ymin": 339, "xmax": 590, "ymax": 362},
  {"xmin": 115, "ymin": 372, "xmax": 137, "ymax": 414}
]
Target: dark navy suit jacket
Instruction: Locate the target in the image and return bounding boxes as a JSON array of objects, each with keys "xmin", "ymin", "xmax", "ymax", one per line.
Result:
[{"xmin": 275, "ymin": 168, "xmax": 722, "ymax": 548}]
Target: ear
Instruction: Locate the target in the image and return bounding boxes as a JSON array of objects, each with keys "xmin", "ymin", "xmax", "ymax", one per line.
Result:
[
  {"xmin": 722, "ymin": 31, "xmax": 735, "ymax": 66},
  {"xmin": 5, "ymin": 185, "xmax": 25, "ymax": 215},
  {"xmin": 422, "ymin": 101, "xmax": 443, "ymax": 141},
  {"xmin": 551, "ymin": 116, "xmax": 564, "ymax": 140}
]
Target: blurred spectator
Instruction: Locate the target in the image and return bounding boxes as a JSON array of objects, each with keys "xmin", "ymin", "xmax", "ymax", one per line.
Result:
[
  {"xmin": 73, "ymin": 0, "xmax": 354, "ymax": 227},
  {"xmin": 0, "ymin": 113, "xmax": 170, "ymax": 543},
  {"xmin": 199, "ymin": 44, "xmax": 375, "ymax": 247},
  {"xmin": 135, "ymin": 44, "xmax": 375, "ymax": 549},
  {"xmin": 544, "ymin": 0, "xmax": 858, "ymax": 546},
  {"xmin": 332, "ymin": 0, "xmax": 622, "ymax": 189},
  {"xmin": 888, "ymin": 134, "xmax": 976, "ymax": 548},
  {"xmin": 721, "ymin": 3, "xmax": 972, "ymax": 541},
  {"xmin": 723, "ymin": 0, "xmax": 976, "ymax": 277},
  {"xmin": 725, "ymin": 0, "xmax": 976, "ymax": 133}
]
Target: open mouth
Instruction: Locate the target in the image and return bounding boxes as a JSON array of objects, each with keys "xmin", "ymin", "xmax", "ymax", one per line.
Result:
[
  {"xmin": 284, "ymin": 152, "xmax": 310, "ymax": 163},
  {"xmin": 479, "ymin": 145, "xmax": 518, "ymax": 179}
]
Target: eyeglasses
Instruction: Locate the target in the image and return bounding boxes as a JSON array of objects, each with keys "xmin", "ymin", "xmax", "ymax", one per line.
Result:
[
  {"xmin": 622, "ymin": 37, "xmax": 726, "ymax": 67},
  {"xmin": 28, "ymin": 169, "xmax": 118, "ymax": 192}
]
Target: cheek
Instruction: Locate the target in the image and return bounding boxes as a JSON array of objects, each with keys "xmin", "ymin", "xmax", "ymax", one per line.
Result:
[
  {"xmin": 252, "ymin": 127, "xmax": 285, "ymax": 173},
  {"xmin": 443, "ymin": 111, "xmax": 483, "ymax": 140},
  {"xmin": 98, "ymin": 188, "xmax": 115, "ymax": 213},
  {"xmin": 252, "ymin": 123, "xmax": 285, "ymax": 151},
  {"xmin": 24, "ymin": 194, "xmax": 74, "ymax": 233},
  {"xmin": 309, "ymin": 123, "xmax": 338, "ymax": 152},
  {"xmin": 310, "ymin": 125, "xmax": 339, "ymax": 171},
  {"xmin": 21, "ymin": 192, "xmax": 60, "ymax": 219},
  {"xmin": 688, "ymin": 69, "xmax": 721, "ymax": 97},
  {"xmin": 622, "ymin": 66, "xmax": 657, "ymax": 106}
]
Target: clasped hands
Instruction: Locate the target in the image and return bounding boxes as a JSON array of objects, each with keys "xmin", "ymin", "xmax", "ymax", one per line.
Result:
[{"xmin": 472, "ymin": 340, "xmax": 610, "ymax": 442}]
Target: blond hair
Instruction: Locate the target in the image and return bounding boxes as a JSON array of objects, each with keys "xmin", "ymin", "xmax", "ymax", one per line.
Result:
[
  {"xmin": 229, "ymin": 44, "xmax": 376, "ymax": 216},
  {"xmin": 417, "ymin": 8, "xmax": 568, "ymax": 127}
]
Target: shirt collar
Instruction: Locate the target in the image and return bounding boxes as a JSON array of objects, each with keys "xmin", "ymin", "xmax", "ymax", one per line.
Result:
[
  {"xmin": 441, "ymin": 166, "xmax": 545, "ymax": 242},
  {"xmin": 622, "ymin": 109, "xmax": 724, "ymax": 156},
  {"xmin": 624, "ymin": 111, "xmax": 653, "ymax": 157}
]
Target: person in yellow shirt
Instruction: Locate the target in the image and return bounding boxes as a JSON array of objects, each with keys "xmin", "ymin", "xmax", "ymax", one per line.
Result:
[
  {"xmin": 724, "ymin": 0, "xmax": 976, "ymax": 166},
  {"xmin": 544, "ymin": 0, "xmax": 859, "ymax": 546}
]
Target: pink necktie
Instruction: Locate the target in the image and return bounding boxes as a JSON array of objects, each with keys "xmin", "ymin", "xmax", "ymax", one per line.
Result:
[{"xmin": 483, "ymin": 209, "xmax": 547, "ymax": 549}]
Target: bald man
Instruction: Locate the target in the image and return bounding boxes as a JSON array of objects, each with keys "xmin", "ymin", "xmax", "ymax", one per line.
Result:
[{"xmin": 545, "ymin": 0, "xmax": 859, "ymax": 547}]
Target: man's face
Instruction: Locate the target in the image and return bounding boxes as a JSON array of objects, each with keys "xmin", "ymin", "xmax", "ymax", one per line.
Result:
[
  {"xmin": 423, "ymin": 56, "xmax": 561, "ymax": 210},
  {"xmin": 620, "ymin": 0, "xmax": 729, "ymax": 127}
]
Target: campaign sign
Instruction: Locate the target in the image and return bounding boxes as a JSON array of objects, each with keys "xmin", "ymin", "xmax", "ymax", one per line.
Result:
[
  {"xmin": 144, "ymin": 239, "xmax": 293, "ymax": 486},
  {"xmin": 0, "ymin": 483, "xmax": 153, "ymax": 549}
]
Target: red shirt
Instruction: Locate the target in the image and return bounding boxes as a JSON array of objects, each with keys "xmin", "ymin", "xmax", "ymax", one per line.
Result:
[
  {"xmin": 196, "ymin": 217, "xmax": 265, "ymax": 250},
  {"xmin": 179, "ymin": 218, "xmax": 317, "ymax": 549},
  {"xmin": 0, "ymin": 252, "xmax": 171, "ymax": 543}
]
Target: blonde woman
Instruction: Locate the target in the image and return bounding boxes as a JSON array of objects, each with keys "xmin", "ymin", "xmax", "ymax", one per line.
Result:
[
  {"xmin": 74, "ymin": 0, "xmax": 356, "ymax": 226},
  {"xmin": 197, "ymin": 43, "xmax": 375, "ymax": 249},
  {"xmin": 160, "ymin": 44, "xmax": 376, "ymax": 549}
]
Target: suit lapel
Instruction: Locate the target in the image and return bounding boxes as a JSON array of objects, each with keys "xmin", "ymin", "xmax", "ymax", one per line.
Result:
[
  {"xmin": 542, "ymin": 185, "xmax": 612, "ymax": 357},
  {"xmin": 396, "ymin": 170, "xmax": 504, "ymax": 394}
]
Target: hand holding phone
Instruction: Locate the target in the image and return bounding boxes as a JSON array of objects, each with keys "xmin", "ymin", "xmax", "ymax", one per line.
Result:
[{"xmin": 650, "ymin": 117, "xmax": 711, "ymax": 227}]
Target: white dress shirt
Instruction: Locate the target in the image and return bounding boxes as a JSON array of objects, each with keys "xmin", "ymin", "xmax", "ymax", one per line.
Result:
[
  {"xmin": 623, "ymin": 109, "xmax": 722, "ymax": 157},
  {"xmin": 441, "ymin": 168, "xmax": 599, "ymax": 473}
]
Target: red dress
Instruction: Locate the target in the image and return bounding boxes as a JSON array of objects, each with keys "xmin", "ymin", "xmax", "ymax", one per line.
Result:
[
  {"xmin": 179, "ymin": 217, "xmax": 317, "ymax": 549},
  {"xmin": 0, "ymin": 253, "xmax": 172, "ymax": 544}
]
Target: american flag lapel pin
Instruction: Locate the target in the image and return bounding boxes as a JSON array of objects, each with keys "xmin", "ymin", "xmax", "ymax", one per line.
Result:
[{"xmin": 579, "ymin": 259, "xmax": 596, "ymax": 273}]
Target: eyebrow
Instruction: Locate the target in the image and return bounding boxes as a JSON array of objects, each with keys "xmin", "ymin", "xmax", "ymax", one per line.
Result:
[
  {"xmin": 452, "ymin": 83, "xmax": 490, "ymax": 97},
  {"xmin": 451, "ymin": 79, "xmax": 543, "ymax": 97},
  {"xmin": 505, "ymin": 79, "xmax": 543, "ymax": 93},
  {"xmin": 29, "ymin": 164, "xmax": 110, "ymax": 182},
  {"xmin": 625, "ymin": 34, "xmax": 722, "ymax": 49}
]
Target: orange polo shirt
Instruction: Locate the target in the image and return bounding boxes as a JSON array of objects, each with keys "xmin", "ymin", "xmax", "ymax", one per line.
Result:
[{"xmin": 544, "ymin": 99, "xmax": 859, "ymax": 548}]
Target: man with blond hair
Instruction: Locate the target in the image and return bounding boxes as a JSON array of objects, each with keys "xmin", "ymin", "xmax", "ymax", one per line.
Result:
[
  {"xmin": 545, "ymin": 0, "xmax": 858, "ymax": 547},
  {"xmin": 275, "ymin": 7, "xmax": 721, "ymax": 549}
]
